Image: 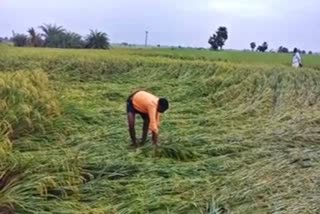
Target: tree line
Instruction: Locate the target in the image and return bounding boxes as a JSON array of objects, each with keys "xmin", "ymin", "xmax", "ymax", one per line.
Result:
[
  {"xmin": 208, "ymin": 26, "xmax": 313, "ymax": 54},
  {"xmin": 1, "ymin": 24, "xmax": 314, "ymax": 54},
  {"xmin": 208, "ymin": 27, "xmax": 270, "ymax": 52},
  {"xmin": 250, "ymin": 42, "xmax": 311, "ymax": 54},
  {"xmin": 3, "ymin": 24, "xmax": 110, "ymax": 49}
]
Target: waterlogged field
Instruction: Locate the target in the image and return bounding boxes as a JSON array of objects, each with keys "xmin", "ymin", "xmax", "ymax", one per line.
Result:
[{"xmin": 1, "ymin": 46, "xmax": 320, "ymax": 213}]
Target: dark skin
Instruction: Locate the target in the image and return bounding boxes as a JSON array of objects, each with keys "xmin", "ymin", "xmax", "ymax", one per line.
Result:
[{"xmin": 128, "ymin": 104, "xmax": 165, "ymax": 147}]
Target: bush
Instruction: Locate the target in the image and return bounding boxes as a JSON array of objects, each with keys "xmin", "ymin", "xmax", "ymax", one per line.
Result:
[{"xmin": 11, "ymin": 34, "xmax": 27, "ymax": 47}]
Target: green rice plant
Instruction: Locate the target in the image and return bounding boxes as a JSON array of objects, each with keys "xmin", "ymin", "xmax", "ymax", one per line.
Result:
[
  {"xmin": 1, "ymin": 46, "xmax": 320, "ymax": 213},
  {"xmin": 0, "ymin": 70, "xmax": 61, "ymax": 142},
  {"xmin": 140, "ymin": 144, "xmax": 198, "ymax": 161}
]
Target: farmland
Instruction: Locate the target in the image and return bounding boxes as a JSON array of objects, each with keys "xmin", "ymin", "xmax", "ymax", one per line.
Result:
[{"xmin": 1, "ymin": 45, "xmax": 320, "ymax": 213}]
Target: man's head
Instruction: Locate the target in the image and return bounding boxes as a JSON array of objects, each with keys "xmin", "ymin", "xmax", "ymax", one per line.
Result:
[
  {"xmin": 293, "ymin": 48, "xmax": 298, "ymax": 53},
  {"xmin": 158, "ymin": 98, "xmax": 169, "ymax": 113}
]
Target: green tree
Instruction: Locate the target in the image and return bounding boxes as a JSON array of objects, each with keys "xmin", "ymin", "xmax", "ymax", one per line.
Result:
[
  {"xmin": 216, "ymin": 27, "xmax": 228, "ymax": 50},
  {"xmin": 85, "ymin": 30, "xmax": 110, "ymax": 49},
  {"xmin": 12, "ymin": 33, "xmax": 28, "ymax": 47},
  {"xmin": 257, "ymin": 42, "xmax": 268, "ymax": 52},
  {"xmin": 27, "ymin": 27, "xmax": 42, "ymax": 47},
  {"xmin": 278, "ymin": 46, "xmax": 289, "ymax": 53},
  {"xmin": 64, "ymin": 32, "xmax": 84, "ymax": 48},
  {"xmin": 39, "ymin": 24, "xmax": 65, "ymax": 47},
  {"xmin": 208, "ymin": 26, "xmax": 228, "ymax": 50},
  {"xmin": 250, "ymin": 42, "xmax": 256, "ymax": 51},
  {"xmin": 208, "ymin": 34, "xmax": 219, "ymax": 50},
  {"xmin": 262, "ymin": 42, "xmax": 268, "ymax": 51}
]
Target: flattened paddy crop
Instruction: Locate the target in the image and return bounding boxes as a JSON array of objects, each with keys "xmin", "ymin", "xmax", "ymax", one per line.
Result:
[{"xmin": 1, "ymin": 46, "xmax": 320, "ymax": 213}]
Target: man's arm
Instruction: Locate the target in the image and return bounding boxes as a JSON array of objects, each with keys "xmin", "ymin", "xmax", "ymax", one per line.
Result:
[
  {"xmin": 148, "ymin": 107, "xmax": 159, "ymax": 145},
  {"xmin": 157, "ymin": 113, "xmax": 161, "ymax": 128}
]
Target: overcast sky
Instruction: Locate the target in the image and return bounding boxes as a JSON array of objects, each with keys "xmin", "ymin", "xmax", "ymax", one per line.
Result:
[{"xmin": 1, "ymin": 0, "xmax": 319, "ymax": 51}]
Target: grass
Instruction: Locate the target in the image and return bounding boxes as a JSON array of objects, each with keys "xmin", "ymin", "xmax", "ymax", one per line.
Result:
[
  {"xmin": 122, "ymin": 48, "xmax": 320, "ymax": 67},
  {"xmin": 1, "ymin": 46, "xmax": 320, "ymax": 213},
  {"xmin": 1, "ymin": 45, "xmax": 320, "ymax": 68}
]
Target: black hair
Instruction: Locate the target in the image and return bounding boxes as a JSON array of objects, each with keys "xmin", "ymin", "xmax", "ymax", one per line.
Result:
[
  {"xmin": 293, "ymin": 48, "xmax": 298, "ymax": 53},
  {"xmin": 158, "ymin": 98, "xmax": 169, "ymax": 113}
]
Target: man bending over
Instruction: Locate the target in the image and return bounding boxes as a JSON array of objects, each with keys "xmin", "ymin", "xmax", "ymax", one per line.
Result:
[{"xmin": 126, "ymin": 90, "xmax": 169, "ymax": 147}]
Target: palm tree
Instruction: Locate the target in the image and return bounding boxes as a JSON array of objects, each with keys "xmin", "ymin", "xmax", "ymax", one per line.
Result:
[
  {"xmin": 27, "ymin": 27, "xmax": 36, "ymax": 46},
  {"xmin": 257, "ymin": 42, "xmax": 268, "ymax": 52},
  {"xmin": 64, "ymin": 32, "xmax": 83, "ymax": 48},
  {"xmin": 250, "ymin": 42, "xmax": 256, "ymax": 51},
  {"xmin": 27, "ymin": 27, "xmax": 42, "ymax": 47},
  {"xmin": 85, "ymin": 30, "xmax": 110, "ymax": 49},
  {"xmin": 39, "ymin": 24, "xmax": 65, "ymax": 47},
  {"xmin": 262, "ymin": 42, "xmax": 268, "ymax": 52}
]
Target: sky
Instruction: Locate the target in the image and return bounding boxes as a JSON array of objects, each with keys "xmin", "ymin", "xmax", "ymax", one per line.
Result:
[{"xmin": 1, "ymin": 0, "xmax": 319, "ymax": 51}]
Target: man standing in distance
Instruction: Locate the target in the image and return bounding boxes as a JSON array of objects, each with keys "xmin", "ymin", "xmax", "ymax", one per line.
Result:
[
  {"xmin": 292, "ymin": 48, "xmax": 303, "ymax": 68},
  {"xmin": 126, "ymin": 90, "xmax": 169, "ymax": 147}
]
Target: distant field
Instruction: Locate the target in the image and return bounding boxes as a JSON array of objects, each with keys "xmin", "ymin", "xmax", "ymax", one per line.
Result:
[
  {"xmin": 115, "ymin": 47, "xmax": 320, "ymax": 68},
  {"xmin": 2, "ymin": 45, "xmax": 320, "ymax": 67},
  {"xmin": 1, "ymin": 46, "xmax": 320, "ymax": 213},
  {"xmin": 125, "ymin": 48, "xmax": 318, "ymax": 65}
]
